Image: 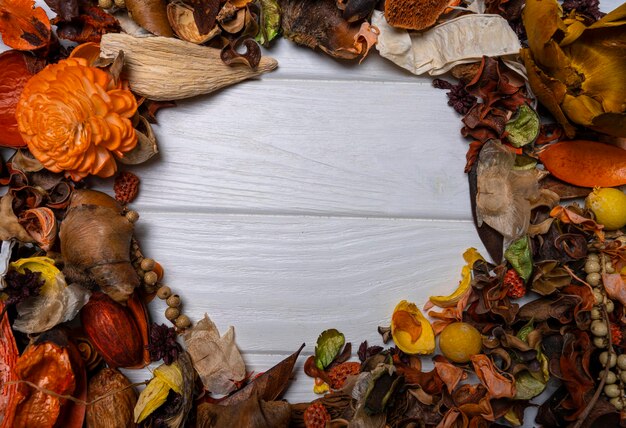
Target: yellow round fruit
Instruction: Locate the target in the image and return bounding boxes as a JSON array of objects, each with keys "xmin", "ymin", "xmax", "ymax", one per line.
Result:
[
  {"xmin": 439, "ymin": 322, "xmax": 482, "ymax": 363},
  {"xmin": 585, "ymin": 187, "xmax": 626, "ymax": 231}
]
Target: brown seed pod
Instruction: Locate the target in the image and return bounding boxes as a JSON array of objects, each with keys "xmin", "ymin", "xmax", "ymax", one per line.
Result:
[
  {"xmin": 86, "ymin": 368, "xmax": 138, "ymax": 428},
  {"xmin": 80, "ymin": 292, "xmax": 143, "ymax": 369},
  {"xmin": 60, "ymin": 189, "xmax": 139, "ymax": 304}
]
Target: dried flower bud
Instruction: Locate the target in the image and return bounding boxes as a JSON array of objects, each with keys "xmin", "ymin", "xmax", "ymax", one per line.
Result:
[
  {"xmin": 86, "ymin": 368, "xmax": 137, "ymax": 428},
  {"xmin": 114, "ymin": 171, "xmax": 140, "ymax": 204}
]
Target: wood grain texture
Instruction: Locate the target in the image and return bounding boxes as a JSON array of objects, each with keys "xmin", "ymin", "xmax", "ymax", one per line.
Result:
[
  {"xmin": 137, "ymin": 213, "xmax": 486, "ymax": 350},
  {"xmin": 95, "ymin": 79, "xmax": 472, "ymax": 219}
]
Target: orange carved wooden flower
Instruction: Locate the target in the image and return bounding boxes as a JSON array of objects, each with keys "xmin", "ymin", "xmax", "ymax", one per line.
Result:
[{"xmin": 16, "ymin": 58, "xmax": 138, "ymax": 181}]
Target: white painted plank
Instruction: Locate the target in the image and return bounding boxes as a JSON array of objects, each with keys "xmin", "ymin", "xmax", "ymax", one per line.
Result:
[
  {"xmin": 137, "ymin": 213, "xmax": 486, "ymax": 352},
  {"xmin": 101, "ymin": 79, "xmax": 471, "ymax": 219}
]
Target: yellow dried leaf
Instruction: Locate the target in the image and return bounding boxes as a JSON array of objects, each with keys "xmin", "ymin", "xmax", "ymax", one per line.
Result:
[
  {"xmin": 391, "ymin": 300, "xmax": 435, "ymax": 355},
  {"xmin": 429, "ymin": 248, "xmax": 484, "ymax": 308},
  {"xmin": 134, "ymin": 378, "xmax": 170, "ymax": 424}
]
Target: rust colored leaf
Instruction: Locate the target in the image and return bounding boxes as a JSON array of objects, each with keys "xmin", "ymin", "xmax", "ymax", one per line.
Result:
[
  {"xmin": 559, "ymin": 332, "xmax": 594, "ymax": 420},
  {"xmin": 434, "ymin": 357, "xmax": 466, "ymax": 394},
  {"xmin": 18, "ymin": 207, "xmax": 57, "ymax": 251},
  {"xmin": 220, "ymin": 343, "xmax": 305, "ymax": 406},
  {"xmin": 221, "ymin": 38, "xmax": 261, "ymax": 69},
  {"xmin": 0, "ymin": 0, "xmax": 51, "ymax": 50},
  {"xmin": 0, "ymin": 51, "xmax": 44, "ymax": 149},
  {"xmin": 44, "ymin": 0, "xmax": 79, "ymax": 21},
  {"xmin": 550, "ymin": 205, "xmax": 605, "ymax": 240},
  {"xmin": 540, "ymin": 175, "xmax": 592, "ymax": 200},
  {"xmin": 126, "ymin": 0, "xmax": 173, "ymax": 37},
  {"xmin": 0, "ymin": 302, "xmax": 19, "ymax": 428},
  {"xmin": 540, "ymin": 140, "xmax": 626, "ymax": 187},
  {"xmin": 470, "ymin": 354, "xmax": 516, "ymax": 399},
  {"xmin": 53, "ymin": 6, "xmax": 120, "ymax": 43}
]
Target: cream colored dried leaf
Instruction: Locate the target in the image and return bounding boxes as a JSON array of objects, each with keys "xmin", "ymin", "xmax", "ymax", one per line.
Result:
[
  {"xmin": 476, "ymin": 141, "xmax": 539, "ymax": 241},
  {"xmin": 13, "ymin": 276, "xmax": 91, "ymax": 334},
  {"xmin": 183, "ymin": 314, "xmax": 246, "ymax": 395},
  {"xmin": 372, "ymin": 11, "xmax": 521, "ymax": 76},
  {"xmin": 100, "ymin": 33, "xmax": 278, "ymax": 101}
]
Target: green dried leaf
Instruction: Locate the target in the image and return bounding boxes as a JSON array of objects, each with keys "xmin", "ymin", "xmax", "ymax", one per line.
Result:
[
  {"xmin": 516, "ymin": 319, "xmax": 534, "ymax": 343},
  {"xmin": 505, "ymin": 236, "xmax": 533, "ymax": 281},
  {"xmin": 505, "ymin": 105, "xmax": 540, "ymax": 148},
  {"xmin": 514, "ymin": 370, "xmax": 547, "ymax": 400},
  {"xmin": 315, "ymin": 328, "xmax": 345, "ymax": 370},
  {"xmin": 255, "ymin": 0, "xmax": 281, "ymax": 47}
]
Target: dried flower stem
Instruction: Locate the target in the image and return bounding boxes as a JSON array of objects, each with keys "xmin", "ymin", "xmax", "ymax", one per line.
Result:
[{"xmin": 5, "ymin": 379, "xmax": 149, "ymax": 406}]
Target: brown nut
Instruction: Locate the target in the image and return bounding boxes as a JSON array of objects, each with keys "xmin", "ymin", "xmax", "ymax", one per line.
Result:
[
  {"xmin": 140, "ymin": 258, "xmax": 156, "ymax": 271},
  {"xmin": 174, "ymin": 314, "xmax": 191, "ymax": 329},
  {"xmin": 157, "ymin": 285, "xmax": 172, "ymax": 300},
  {"xmin": 166, "ymin": 294, "xmax": 181, "ymax": 308},
  {"xmin": 165, "ymin": 307, "xmax": 180, "ymax": 321},
  {"xmin": 86, "ymin": 367, "xmax": 137, "ymax": 428},
  {"xmin": 143, "ymin": 270, "xmax": 158, "ymax": 286}
]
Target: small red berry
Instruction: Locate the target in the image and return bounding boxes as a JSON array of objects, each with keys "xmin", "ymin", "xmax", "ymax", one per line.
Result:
[
  {"xmin": 504, "ymin": 269, "xmax": 526, "ymax": 299},
  {"xmin": 303, "ymin": 402, "xmax": 330, "ymax": 428},
  {"xmin": 114, "ymin": 171, "xmax": 140, "ymax": 204},
  {"xmin": 327, "ymin": 361, "xmax": 361, "ymax": 389},
  {"xmin": 610, "ymin": 323, "xmax": 623, "ymax": 346}
]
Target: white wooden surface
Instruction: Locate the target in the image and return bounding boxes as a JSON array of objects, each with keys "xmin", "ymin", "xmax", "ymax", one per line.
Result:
[{"xmin": 2, "ymin": 0, "xmax": 621, "ymax": 419}]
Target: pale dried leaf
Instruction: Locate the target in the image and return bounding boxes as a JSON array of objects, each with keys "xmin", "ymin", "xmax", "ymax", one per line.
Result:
[
  {"xmin": 372, "ymin": 11, "xmax": 520, "ymax": 76},
  {"xmin": 0, "ymin": 194, "xmax": 34, "ymax": 243},
  {"xmin": 119, "ymin": 116, "xmax": 158, "ymax": 165},
  {"xmin": 183, "ymin": 314, "xmax": 246, "ymax": 395},
  {"xmin": 11, "ymin": 149, "xmax": 43, "ymax": 172},
  {"xmin": 13, "ymin": 276, "xmax": 91, "ymax": 334}
]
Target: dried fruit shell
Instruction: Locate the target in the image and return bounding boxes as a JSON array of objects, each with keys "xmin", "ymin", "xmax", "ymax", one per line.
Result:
[
  {"xmin": 86, "ymin": 368, "xmax": 137, "ymax": 428},
  {"xmin": 167, "ymin": 1, "xmax": 221, "ymax": 44},
  {"xmin": 391, "ymin": 300, "xmax": 435, "ymax": 355}
]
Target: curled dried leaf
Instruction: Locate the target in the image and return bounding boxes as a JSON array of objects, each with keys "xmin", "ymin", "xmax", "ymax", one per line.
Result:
[
  {"xmin": 18, "ymin": 207, "xmax": 57, "ymax": 251},
  {"xmin": 0, "ymin": 0, "xmax": 51, "ymax": 50},
  {"xmin": 531, "ymin": 261, "xmax": 571, "ymax": 295},
  {"xmin": 221, "ymin": 38, "xmax": 262, "ymax": 69},
  {"xmin": 167, "ymin": 1, "xmax": 221, "ymax": 44}
]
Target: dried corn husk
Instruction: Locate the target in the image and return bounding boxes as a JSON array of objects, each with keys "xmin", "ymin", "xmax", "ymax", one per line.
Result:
[
  {"xmin": 372, "ymin": 11, "xmax": 521, "ymax": 76},
  {"xmin": 100, "ymin": 33, "xmax": 278, "ymax": 101}
]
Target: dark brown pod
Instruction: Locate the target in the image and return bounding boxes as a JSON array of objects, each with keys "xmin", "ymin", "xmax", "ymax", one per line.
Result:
[
  {"xmin": 60, "ymin": 189, "xmax": 139, "ymax": 304},
  {"xmin": 80, "ymin": 293, "xmax": 143, "ymax": 369}
]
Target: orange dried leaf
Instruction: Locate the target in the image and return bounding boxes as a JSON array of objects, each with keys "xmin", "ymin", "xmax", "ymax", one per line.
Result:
[
  {"xmin": 549, "ymin": 205, "xmax": 605, "ymax": 240},
  {"xmin": 68, "ymin": 42, "xmax": 102, "ymax": 66},
  {"xmin": 540, "ymin": 140, "xmax": 626, "ymax": 187},
  {"xmin": 470, "ymin": 354, "xmax": 516, "ymax": 399},
  {"xmin": 391, "ymin": 300, "xmax": 435, "ymax": 354},
  {"xmin": 0, "ymin": 0, "xmax": 51, "ymax": 50}
]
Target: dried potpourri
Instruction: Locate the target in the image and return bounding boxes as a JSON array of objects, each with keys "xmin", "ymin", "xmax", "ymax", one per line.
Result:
[{"xmin": 0, "ymin": 0, "xmax": 626, "ymax": 427}]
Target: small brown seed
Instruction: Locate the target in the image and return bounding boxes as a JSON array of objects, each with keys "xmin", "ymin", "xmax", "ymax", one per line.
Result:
[
  {"xmin": 125, "ymin": 210, "xmax": 139, "ymax": 223},
  {"xmin": 157, "ymin": 285, "xmax": 172, "ymax": 300},
  {"xmin": 114, "ymin": 0, "xmax": 126, "ymax": 7},
  {"xmin": 144, "ymin": 271, "xmax": 158, "ymax": 286},
  {"xmin": 166, "ymin": 294, "xmax": 181, "ymax": 308},
  {"xmin": 175, "ymin": 315, "xmax": 191, "ymax": 329},
  {"xmin": 98, "ymin": 0, "xmax": 114, "ymax": 8},
  {"xmin": 140, "ymin": 258, "xmax": 156, "ymax": 271},
  {"xmin": 165, "ymin": 307, "xmax": 180, "ymax": 321}
]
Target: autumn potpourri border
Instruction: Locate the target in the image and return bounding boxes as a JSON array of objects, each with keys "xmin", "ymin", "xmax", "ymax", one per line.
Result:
[{"xmin": 0, "ymin": 0, "xmax": 626, "ymax": 427}]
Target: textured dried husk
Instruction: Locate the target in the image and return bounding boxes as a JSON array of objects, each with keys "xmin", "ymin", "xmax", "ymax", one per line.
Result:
[
  {"xmin": 99, "ymin": 33, "xmax": 278, "ymax": 101},
  {"xmin": 86, "ymin": 368, "xmax": 137, "ymax": 428},
  {"xmin": 80, "ymin": 292, "xmax": 144, "ymax": 369}
]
